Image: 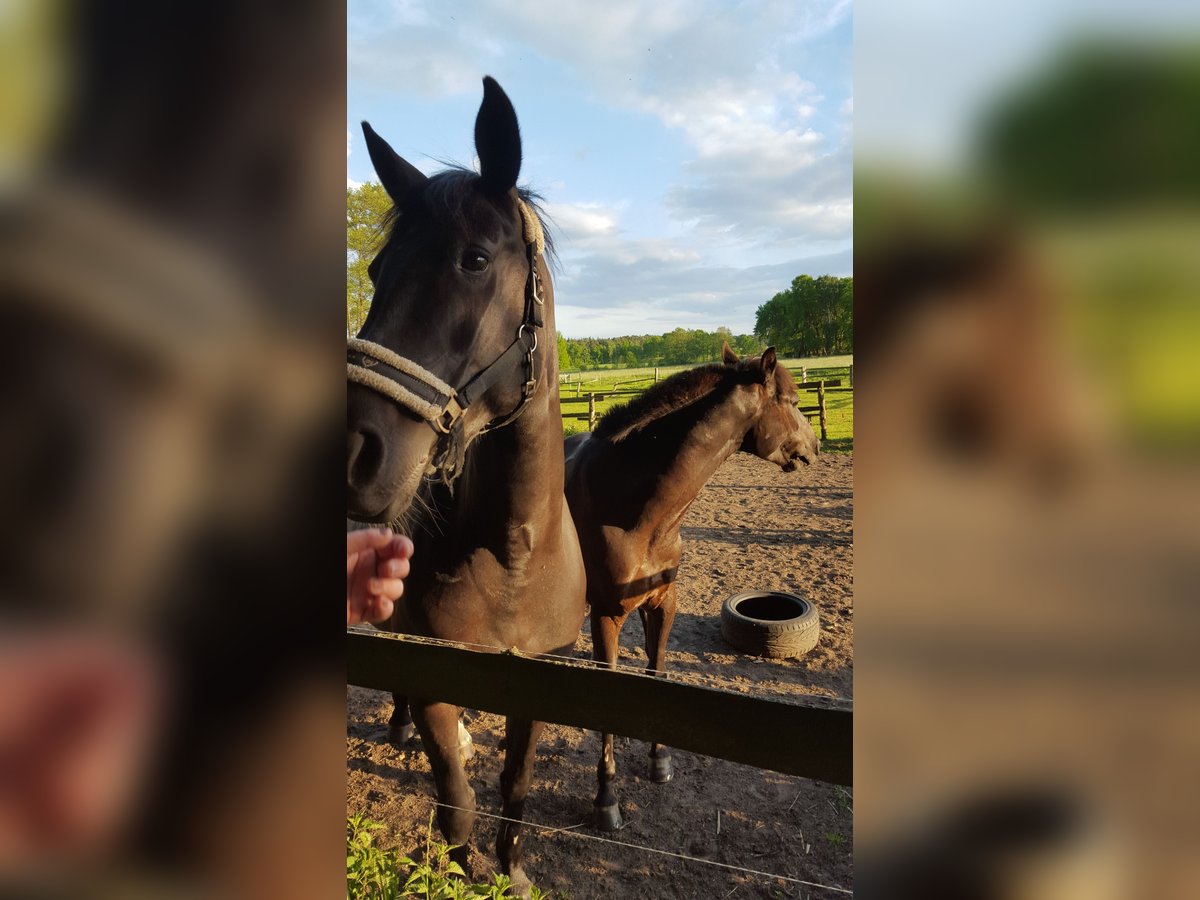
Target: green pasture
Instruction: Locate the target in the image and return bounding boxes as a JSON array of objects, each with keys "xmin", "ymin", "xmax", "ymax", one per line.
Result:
[{"xmin": 560, "ymin": 356, "xmax": 854, "ymax": 452}]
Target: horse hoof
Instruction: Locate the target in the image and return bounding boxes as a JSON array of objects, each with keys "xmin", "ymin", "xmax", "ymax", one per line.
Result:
[
  {"xmin": 388, "ymin": 721, "xmax": 416, "ymax": 745},
  {"xmin": 651, "ymin": 755, "xmax": 674, "ymax": 784},
  {"xmin": 593, "ymin": 802, "xmax": 624, "ymax": 832},
  {"xmin": 506, "ymin": 866, "xmax": 532, "ymax": 899}
]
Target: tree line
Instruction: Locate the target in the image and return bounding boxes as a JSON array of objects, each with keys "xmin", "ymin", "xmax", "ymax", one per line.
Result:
[{"xmin": 557, "ymin": 328, "xmax": 764, "ymax": 372}]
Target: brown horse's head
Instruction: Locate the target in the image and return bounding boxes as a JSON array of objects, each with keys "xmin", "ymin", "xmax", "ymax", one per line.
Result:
[
  {"xmin": 347, "ymin": 78, "xmax": 550, "ymax": 522},
  {"xmin": 724, "ymin": 343, "xmax": 820, "ymax": 472}
]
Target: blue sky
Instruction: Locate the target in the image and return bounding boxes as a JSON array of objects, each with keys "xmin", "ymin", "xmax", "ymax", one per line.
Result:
[
  {"xmin": 856, "ymin": 0, "xmax": 1200, "ymax": 170},
  {"xmin": 348, "ymin": 0, "xmax": 852, "ymax": 338}
]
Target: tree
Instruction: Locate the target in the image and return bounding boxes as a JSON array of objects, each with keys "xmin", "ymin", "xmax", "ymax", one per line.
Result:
[
  {"xmin": 556, "ymin": 333, "xmax": 573, "ymax": 371},
  {"xmin": 754, "ymin": 275, "xmax": 852, "ymax": 357},
  {"xmin": 978, "ymin": 42, "xmax": 1200, "ymax": 212},
  {"xmin": 347, "ymin": 182, "xmax": 393, "ymax": 336}
]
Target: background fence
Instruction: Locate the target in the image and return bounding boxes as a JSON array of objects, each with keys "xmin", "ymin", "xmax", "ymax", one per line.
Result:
[{"xmin": 558, "ymin": 362, "xmax": 854, "ymax": 445}]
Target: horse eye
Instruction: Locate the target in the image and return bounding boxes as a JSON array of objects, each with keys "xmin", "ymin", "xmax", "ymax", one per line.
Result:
[{"xmin": 461, "ymin": 251, "xmax": 490, "ymax": 273}]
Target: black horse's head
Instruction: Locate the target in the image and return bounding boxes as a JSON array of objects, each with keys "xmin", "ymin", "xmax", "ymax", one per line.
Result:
[{"xmin": 347, "ymin": 78, "xmax": 551, "ymax": 523}]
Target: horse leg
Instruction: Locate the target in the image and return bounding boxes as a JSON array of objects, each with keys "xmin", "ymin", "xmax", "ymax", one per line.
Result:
[
  {"xmin": 408, "ymin": 700, "xmax": 476, "ymax": 875},
  {"xmin": 591, "ymin": 610, "xmax": 626, "ymax": 831},
  {"xmin": 639, "ymin": 592, "xmax": 677, "ymax": 783},
  {"xmin": 388, "ymin": 694, "xmax": 415, "ymax": 745},
  {"xmin": 495, "ymin": 717, "xmax": 545, "ymax": 895},
  {"xmin": 390, "ymin": 695, "xmax": 472, "ymax": 760}
]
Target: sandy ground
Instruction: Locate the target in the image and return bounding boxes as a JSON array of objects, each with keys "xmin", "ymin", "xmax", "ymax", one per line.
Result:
[{"xmin": 347, "ymin": 452, "xmax": 853, "ymax": 898}]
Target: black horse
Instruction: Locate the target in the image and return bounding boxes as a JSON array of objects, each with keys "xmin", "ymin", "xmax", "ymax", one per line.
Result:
[{"xmin": 346, "ymin": 78, "xmax": 586, "ymax": 891}]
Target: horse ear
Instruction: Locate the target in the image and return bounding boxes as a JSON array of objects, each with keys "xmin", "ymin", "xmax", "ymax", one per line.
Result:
[
  {"xmin": 722, "ymin": 341, "xmax": 740, "ymax": 366},
  {"xmin": 475, "ymin": 76, "xmax": 522, "ymax": 192},
  {"xmin": 362, "ymin": 121, "xmax": 427, "ymax": 203},
  {"xmin": 759, "ymin": 347, "xmax": 778, "ymax": 380}
]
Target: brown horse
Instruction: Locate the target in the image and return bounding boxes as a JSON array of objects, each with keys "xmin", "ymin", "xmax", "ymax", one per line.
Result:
[
  {"xmin": 563, "ymin": 344, "xmax": 820, "ymax": 830},
  {"xmin": 346, "ymin": 78, "xmax": 586, "ymax": 889}
]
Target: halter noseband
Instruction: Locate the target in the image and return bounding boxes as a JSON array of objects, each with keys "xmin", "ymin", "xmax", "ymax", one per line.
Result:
[{"xmin": 347, "ymin": 198, "xmax": 546, "ymax": 486}]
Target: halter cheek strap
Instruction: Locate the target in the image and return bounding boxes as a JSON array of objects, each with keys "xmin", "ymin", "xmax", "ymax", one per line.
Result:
[{"xmin": 347, "ymin": 198, "xmax": 546, "ymax": 483}]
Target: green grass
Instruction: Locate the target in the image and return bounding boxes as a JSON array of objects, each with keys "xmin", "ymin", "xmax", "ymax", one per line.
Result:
[
  {"xmin": 347, "ymin": 813, "xmax": 555, "ymax": 899},
  {"xmin": 559, "ymin": 356, "xmax": 854, "ymax": 451}
]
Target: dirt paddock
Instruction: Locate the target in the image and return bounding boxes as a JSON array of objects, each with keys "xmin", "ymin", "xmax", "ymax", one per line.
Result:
[{"xmin": 347, "ymin": 452, "xmax": 853, "ymax": 898}]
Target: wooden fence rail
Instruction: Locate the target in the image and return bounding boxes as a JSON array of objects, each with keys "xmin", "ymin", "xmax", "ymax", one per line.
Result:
[
  {"xmin": 347, "ymin": 628, "xmax": 852, "ymax": 786},
  {"xmin": 561, "ymin": 379, "xmax": 843, "ymax": 436}
]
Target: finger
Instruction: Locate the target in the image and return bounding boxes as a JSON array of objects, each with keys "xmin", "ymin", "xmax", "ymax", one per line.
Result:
[
  {"xmin": 376, "ymin": 534, "xmax": 415, "ymax": 562},
  {"xmin": 367, "ymin": 577, "xmax": 405, "ymax": 602},
  {"xmin": 377, "ymin": 556, "xmax": 410, "ymax": 580},
  {"xmin": 365, "ymin": 596, "xmax": 395, "ymax": 624},
  {"xmin": 348, "ymin": 552, "xmax": 378, "ymax": 615},
  {"xmin": 348, "ymin": 587, "xmax": 377, "ymax": 626},
  {"xmin": 346, "ymin": 528, "xmax": 394, "ymax": 557}
]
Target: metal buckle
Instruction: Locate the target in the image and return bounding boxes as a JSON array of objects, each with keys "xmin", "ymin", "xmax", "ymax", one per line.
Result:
[
  {"xmin": 527, "ymin": 244, "xmax": 544, "ymax": 306},
  {"xmin": 531, "ymin": 267, "xmax": 544, "ymax": 305},
  {"xmin": 434, "ymin": 395, "xmax": 464, "ymax": 434}
]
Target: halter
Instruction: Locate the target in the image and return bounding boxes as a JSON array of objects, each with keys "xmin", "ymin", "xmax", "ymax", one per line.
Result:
[{"xmin": 347, "ymin": 198, "xmax": 546, "ymax": 486}]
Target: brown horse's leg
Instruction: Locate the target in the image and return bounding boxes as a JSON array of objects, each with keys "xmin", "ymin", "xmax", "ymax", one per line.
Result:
[
  {"xmin": 388, "ymin": 694, "xmax": 415, "ymax": 744},
  {"xmin": 409, "ymin": 699, "xmax": 476, "ymax": 874},
  {"xmin": 495, "ymin": 717, "xmax": 545, "ymax": 894},
  {"xmin": 639, "ymin": 591, "xmax": 677, "ymax": 783},
  {"xmin": 591, "ymin": 609, "xmax": 626, "ymax": 831}
]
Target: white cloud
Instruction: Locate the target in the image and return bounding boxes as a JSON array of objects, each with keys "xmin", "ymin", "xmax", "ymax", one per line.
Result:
[
  {"xmin": 552, "ymin": 239, "xmax": 851, "ymax": 336},
  {"xmin": 465, "ymin": 2, "xmax": 853, "ymax": 244},
  {"xmin": 349, "ymin": 0, "xmax": 852, "ymax": 332},
  {"xmin": 542, "ymin": 201, "xmax": 621, "ymax": 246}
]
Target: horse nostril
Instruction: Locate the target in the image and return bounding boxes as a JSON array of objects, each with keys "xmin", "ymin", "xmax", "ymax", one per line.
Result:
[{"xmin": 348, "ymin": 428, "xmax": 385, "ymax": 488}]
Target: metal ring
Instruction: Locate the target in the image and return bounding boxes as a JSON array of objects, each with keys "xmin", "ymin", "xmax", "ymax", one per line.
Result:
[{"xmin": 518, "ymin": 323, "xmax": 538, "ymax": 353}]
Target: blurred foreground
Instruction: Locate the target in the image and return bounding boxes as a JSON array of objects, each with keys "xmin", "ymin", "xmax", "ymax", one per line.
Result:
[
  {"xmin": 2, "ymin": 3, "xmax": 346, "ymax": 897},
  {"xmin": 856, "ymin": 6, "xmax": 1200, "ymax": 898}
]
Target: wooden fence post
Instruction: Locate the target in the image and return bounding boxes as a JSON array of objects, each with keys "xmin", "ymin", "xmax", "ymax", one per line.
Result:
[
  {"xmin": 848, "ymin": 364, "xmax": 854, "ymax": 387},
  {"xmin": 588, "ymin": 393, "xmax": 597, "ymax": 430},
  {"xmin": 575, "ymin": 379, "xmax": 581, "ymax": 396},
  {"xmin": 654, "ymin": 367, "xmax": 659, "ymax": 383},
  {"xmin": 816, "ymin": 382, "xmax": 828, "ymax": 441},
  {"xmin": 801, "ymin": 366, "xmax": 807, "ymax": 384}
]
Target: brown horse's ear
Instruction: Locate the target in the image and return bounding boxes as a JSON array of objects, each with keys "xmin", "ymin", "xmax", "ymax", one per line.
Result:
[
  {"xmin": 362, "ymin": 121, "xmax": 427, "ymax": 204},
  {"xmin": 759, "ymin": 347, "xmax": 778, "ymax": 381},
  {"xmin": 475, "ymin": 76, "xmax": 522, "ymax": 192},
  {"xmin": 721, "ymin": 341, "xmax": 739, "ymax": 366}
]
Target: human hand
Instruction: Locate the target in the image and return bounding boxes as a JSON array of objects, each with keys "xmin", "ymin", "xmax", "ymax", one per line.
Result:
[
  {"xmin": 347, "ymin": 529, "xmax": 414, "ymax": 626},
  {"xmin": 0, "ymin": 634, "xmax": 158, "ymax": 870}
]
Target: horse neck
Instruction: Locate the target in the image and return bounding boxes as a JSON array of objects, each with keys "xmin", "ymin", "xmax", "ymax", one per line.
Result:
[
  {"xmin": 456, "ymin": 281, "xmax": 565, "ymax": 540},
  {"xmin": 470, "ymin": 380, "xmax": 563, "ymax": 512},
  {"xmin": 627, "ymin": 381, "xmax": 763, "ymax": 537}
]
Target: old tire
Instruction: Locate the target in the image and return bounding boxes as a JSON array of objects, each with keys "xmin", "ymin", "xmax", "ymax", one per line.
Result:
[{"xmin": 720, "ymin": 591, "xmax": 819, "ymax": 659}]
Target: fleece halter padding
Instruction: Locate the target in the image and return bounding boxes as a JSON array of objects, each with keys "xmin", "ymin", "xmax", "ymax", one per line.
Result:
[{"xmin": 346, "ymin": 336, "xmax": 458, "ymax": 426}]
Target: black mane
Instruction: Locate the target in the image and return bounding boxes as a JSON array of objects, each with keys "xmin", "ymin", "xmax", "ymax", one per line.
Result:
[
  {"xmin": 378, "ymin": 167, "xmax": 556, "ymax": 264},
  {"xmin": 594, "ymin": 364, "xmax": 751, "ymax": 443}
]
